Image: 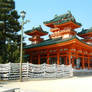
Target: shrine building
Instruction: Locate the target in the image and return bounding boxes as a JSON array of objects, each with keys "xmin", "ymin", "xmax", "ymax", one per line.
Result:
[{"xmin": 24, "ymin": 11, "xmax": 92, "ymax": 69}]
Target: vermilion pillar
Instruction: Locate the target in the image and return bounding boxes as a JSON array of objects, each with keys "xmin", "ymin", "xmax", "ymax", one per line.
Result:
[
  {"xmin": 82, "ymin": 56, "xmax": 85, "ymax": 69},
  {"xmin": 88, "ymin": 56, "xmax": 90, "ymax": 70},
  {"xmin": 47, "ymin": 50, "xmax": 49, "ymax": 64},
  {"xmin": 65, "ymin": 56, "xmax": 67, "ymax": 65},
  {"xmin": 69, "ymin": 49, "xmax": 71, "ymax": 65},
  {"xmin": 72, "ymin": 58, "xmax": 74, "ymax": 68},
  {"xmin": 57, "ymin": 49, "xmax": 60, "ymax": 64},
  {"xmin": 38, "ymin": 54, "xmax": 40, "ymax": 64},
  {"xmin": 30, "ymin": 55, "xmax": 32, "ymax": 63}
]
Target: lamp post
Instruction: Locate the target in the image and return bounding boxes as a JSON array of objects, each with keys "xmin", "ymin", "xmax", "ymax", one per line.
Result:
[{"xmin": 20, "ymin": 11, "xmax": 26, "ymax": 82}]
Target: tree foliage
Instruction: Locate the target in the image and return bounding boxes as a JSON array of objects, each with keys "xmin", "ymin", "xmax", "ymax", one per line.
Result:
[{"xmin": 0, "ymin": 0, "xmax": 21, "ymax": 63}]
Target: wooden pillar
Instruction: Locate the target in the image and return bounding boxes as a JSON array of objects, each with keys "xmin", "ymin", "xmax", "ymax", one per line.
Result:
[
  {"xmin": 47, "ymin": 50, "xmax": 49, "ymax": 64},
  {"xmin": 65, "ymin": 56, "xmax": 67, "ymax": 65},
  {"xmin": 69, "ymin": 49, "xmax": 71, "ymax": 65},
  {"xmin": 38, "ymin": 54, "xmax": 40, "ymax": 64},
  {"xmin": 30, "ymin": 55, "xmax": 32, "ymax": 63},
  {"xmin": 57, "ymin": 49, "xmax": 60, "ymax": 64},
  {"xmin": 82, "ymin": 55, "xmax": 85, "ymax": 69},
  {"xmin": 76, "ymin": 49, "xmax": 78, "ymax": 59},
  {"xmin": 76, "ymin": 48, "xmax": 79, "ymax": 68},
  {"xmin": 72, "ymin": 58, "xmax": 74, "ymax": 68},
  {"xmin": 88, "ymin": 56, "xmax": 90, "ymax": 70}
]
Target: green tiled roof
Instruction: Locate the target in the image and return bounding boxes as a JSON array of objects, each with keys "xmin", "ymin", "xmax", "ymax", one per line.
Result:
[
  {"xmin": 24, "ymin": 36, "xmax": 77, "ymax": 49},
  {"xmin": 43, "ymin": 11, "xmax": 81, "ymax": 26},
  {"xmin": 78, "ymin": 27, "xmax": 92, "ymax": 34},
  {"xmin": 24, "ymin": 54, "xmax": 30, "ymax": 57},
  {"xmin": 25, "ymin": 25, "xmax": 48, "ymax": 34},
  {"xmin": 24, "ymin": 36, "xmax": 92, "ymax": 49}
]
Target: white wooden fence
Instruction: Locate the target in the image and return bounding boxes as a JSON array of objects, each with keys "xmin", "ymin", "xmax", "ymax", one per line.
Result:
[{"xmin": 0, "ymin": 63, "xmax": 73, "ymax": 80}]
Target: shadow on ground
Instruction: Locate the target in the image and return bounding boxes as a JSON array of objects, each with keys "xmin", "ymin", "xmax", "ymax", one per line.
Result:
[{"xmin": 73, "ymin": 72, "xmax": 92, "ymax": 77}]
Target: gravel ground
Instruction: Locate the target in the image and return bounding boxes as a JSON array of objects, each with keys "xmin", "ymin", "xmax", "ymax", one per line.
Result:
[{"xmin": 0, "ymin": 75, "xmax": 92, "ymax": 92}]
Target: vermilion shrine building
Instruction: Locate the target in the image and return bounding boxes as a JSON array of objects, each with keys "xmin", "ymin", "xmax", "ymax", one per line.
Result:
[{"xmin": 24, "ymin": 11, "xmax": 92, "ymax": 69}]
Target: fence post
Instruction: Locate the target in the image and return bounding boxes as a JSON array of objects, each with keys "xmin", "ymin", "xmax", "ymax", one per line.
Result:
[
  {"xmin": 43, "ymin": 63, "xmax": 46, "ymax": 78},
  {"xmin": 55, "ymin": 64, "xmax": 57, "ymax": 78},
  {"xmin": 27, "ymin": 62, "xmax": 29, "ymax": 78},
  {"xmin": 0, "ymin": 64, "xmax": 2, "ymax": 80},
  {"xmin": 0, "ymin": 63, "xmax": 73, "ymax": 79},
  {"xmin": 8, "ymin": 62, "xmax": 11, "ymax": 80},
  {"xmin": 61, "ymin": 64, "xmax": 64, "ymax": 77},
  {"xmin": 70, "ymin": 64, "xmax": 73, "ymax": 77}
]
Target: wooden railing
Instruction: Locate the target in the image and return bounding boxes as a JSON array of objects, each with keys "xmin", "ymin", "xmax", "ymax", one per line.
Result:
[{"xmin": 0, "ymin": 63, "xmax": 73, "ymax": 80}]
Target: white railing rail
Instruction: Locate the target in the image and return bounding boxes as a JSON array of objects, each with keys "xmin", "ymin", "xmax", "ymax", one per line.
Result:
[{"xmin": 0, "ymin": 62, "xmax": 73, "ymax": 80}]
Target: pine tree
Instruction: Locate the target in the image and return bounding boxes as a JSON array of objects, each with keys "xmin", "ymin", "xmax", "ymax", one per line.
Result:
[{"xmin": 0, "ymin": 0, "xmax": 21, "ymax": 63}]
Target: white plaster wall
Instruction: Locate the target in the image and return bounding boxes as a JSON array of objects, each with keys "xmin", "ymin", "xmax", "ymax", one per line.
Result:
[
  {"xmin": 69, "ymin": 35, "xmax": 73, "ymax": 38},
  {"xmin": 62, "ymin": 34, "xmax": 73, "ymax": 39},
  {"xmin": 63, "ymin": 34, "xmax": 69, "ymax": 39},
  {"xmin": 87, "ymin": 42, "xmax": 92, "ymax": 45}
]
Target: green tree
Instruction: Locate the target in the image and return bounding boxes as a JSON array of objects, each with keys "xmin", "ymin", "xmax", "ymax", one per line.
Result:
[
  {"xmin": 0, "ymin": 0, "xmax": 21, "ymax": 63},
  {"xmin": 6, "ymin": 42, "xmax": 20, "ymax": 63}
]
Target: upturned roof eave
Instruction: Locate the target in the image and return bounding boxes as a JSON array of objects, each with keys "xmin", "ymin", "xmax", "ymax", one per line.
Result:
[
  {"xmin": 24, "ymin": 36, "xmax": 92, "ymax": 50},
  {"xmin": 44, "ymin": 20, "xmax": 81, "ymax": 28},
  {"xmin": 24, "ymin": 36, "xmax": 76, "ymax": 49},
  {"xmin": 25, "ymin": 30, "xmax": 48, "ymax": 36}
]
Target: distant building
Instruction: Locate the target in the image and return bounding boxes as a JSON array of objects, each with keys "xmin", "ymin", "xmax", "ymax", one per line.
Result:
[{"xmin": 24, "ymin": 11, "xmax": 92, "ymax": 69}]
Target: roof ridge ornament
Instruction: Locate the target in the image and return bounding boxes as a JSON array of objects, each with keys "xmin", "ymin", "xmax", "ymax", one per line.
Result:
[
  {"xmin": 67, "ymin": 10, "xmax": 71, "ymax": 14},
  {"xmin": 43, "ymin": 11, "xmax": 81, "ymax": 28},
  {"xmin": 25, "ymin": 25, "xmax": 48, "ymax": 36},
  {"xmin": 54, "ymin": 14, "xmax": 58, "ymax": 18}
]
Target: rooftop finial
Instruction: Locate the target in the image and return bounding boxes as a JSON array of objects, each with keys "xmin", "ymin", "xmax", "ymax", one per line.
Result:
[
  {"xmin": 32, "ymin": 27, "xmax": 35, "ymax": 29},
  {"xmin": 54, "ymin": 14, "xmax": 58, "ymax": 18},
  {"xmin": 39, "ymin": 25, "xmax": 41, "ymax": 27},
  {"xmin": 67, "ymin": 10, "xmax": 71, "ymax": 14},
  {"xmin": 90, "ymin": 27, "xmax": 92, "ymax": 29}
]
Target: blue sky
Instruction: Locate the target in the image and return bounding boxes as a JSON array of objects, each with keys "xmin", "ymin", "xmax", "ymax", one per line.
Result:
[{"xmin": 15, "ymin": 0, "xmax": 92, "ymax": 44}]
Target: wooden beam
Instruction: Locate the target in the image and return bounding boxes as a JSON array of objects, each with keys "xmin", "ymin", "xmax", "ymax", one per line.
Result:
[{"xmin": 25, "ymin": 38, "xmax": 92, "ymax": 52}]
